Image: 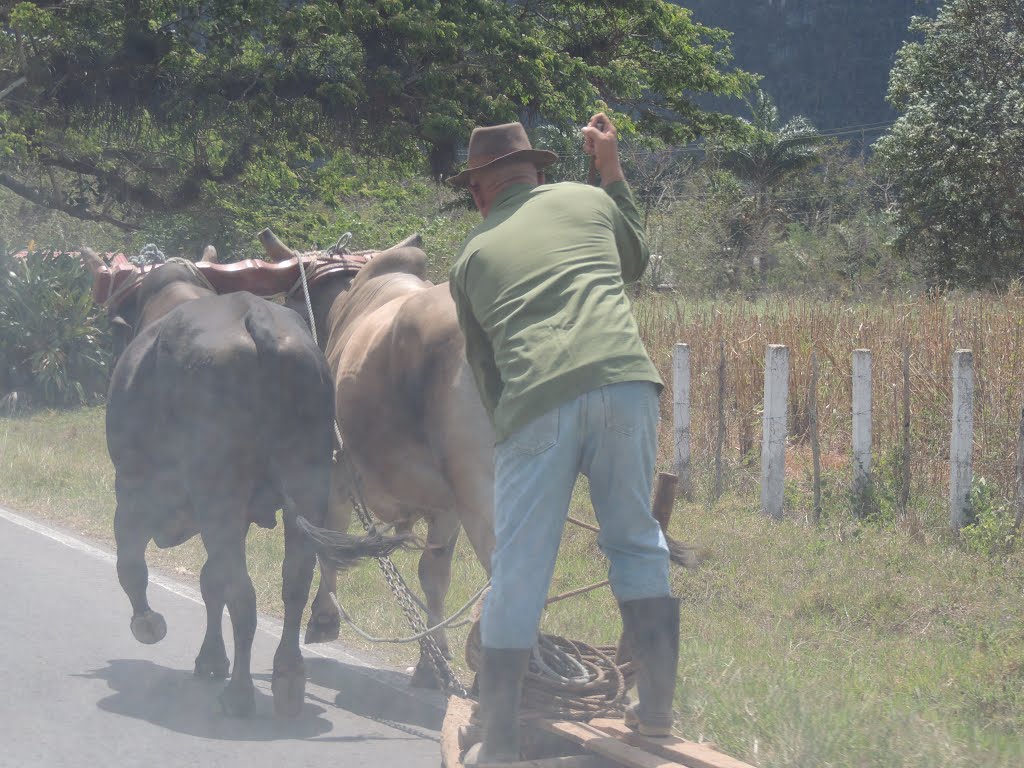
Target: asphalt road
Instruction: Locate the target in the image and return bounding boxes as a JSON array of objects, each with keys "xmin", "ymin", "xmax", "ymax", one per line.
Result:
[{"xmin": 0, "ymin": 505, "xmax": 446, "ymax": 768}]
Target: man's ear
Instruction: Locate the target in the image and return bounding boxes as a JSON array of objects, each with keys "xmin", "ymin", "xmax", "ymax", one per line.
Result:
[
  {"xmin": 537, "ymin": 169, "xmax": 546, "ymax": 185},
  {"xmin": 469, "ymin": 183, "xmax": 485, "ymax": 213}
]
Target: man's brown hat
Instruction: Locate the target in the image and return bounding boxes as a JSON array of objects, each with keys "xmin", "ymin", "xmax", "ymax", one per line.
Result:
[{"xmin": 447, "ymin": 122, "xmax": 557, "ymax": 187}]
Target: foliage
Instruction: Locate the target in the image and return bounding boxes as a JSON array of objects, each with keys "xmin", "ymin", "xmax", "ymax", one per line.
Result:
[
  {"xmin": 875, "ymin": 0, "xmax": 1024, "ymax": 286},
  {"xmin": 698, "ymin": 90, "xmax": 826, "ymax": 285},
  {"xmin": 0, "ymin": 248, "xmax": 109, "ymax": 406},
  {"xmin": 962, "ymin": 476, "xmax": 1020, "ymax": 556},
  {"xmin": 714, "ymin": 90, "xmax": 823, "ymax": 192},
  {"xmin": 0, "ymin": 0, "xmax": 754, "ymax": 234},
  {"xmin": 638, "ymin": 109, "xmax": 900, "ymax": 297}
]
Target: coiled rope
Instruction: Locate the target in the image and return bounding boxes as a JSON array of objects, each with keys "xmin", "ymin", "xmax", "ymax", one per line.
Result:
[{"xmin": 465, "ymin": 620, "xmax": 636, "ymax": 722}]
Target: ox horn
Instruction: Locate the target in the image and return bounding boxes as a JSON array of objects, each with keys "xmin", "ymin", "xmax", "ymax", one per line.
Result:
[
  {"xmin": 392, "ymin": 233, "xmax": 423, "ymax": 250},
  {"xmin": 258, "ymin": 228, "xmax": 296, "ymax": 262},
  {"xmin": 201, "ymin": 245, "xmax": 217, "ymax": 263},
  {"xmin": 80, "ymin": 247, "xmax": 106, "ymax": 274}
]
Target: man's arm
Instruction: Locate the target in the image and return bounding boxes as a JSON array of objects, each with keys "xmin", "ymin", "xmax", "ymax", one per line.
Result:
[
  {"xmin": 581, "ymin": 113, "xmax": 651, "ymax": 283},
  {"xmin": 604, "ymin": 180, "xmax": 650, "ymax": 284}
]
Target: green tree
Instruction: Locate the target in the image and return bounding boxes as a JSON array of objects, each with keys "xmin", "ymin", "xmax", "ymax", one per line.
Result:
[
  {"xmin": 0, "ymin": 1, "xmax": 753, "ymax": 244},
  {"xmin": 875, "ymin": 0, "xmax": 1024, "ymax": 286},
  {"xmin": 711, "ymin": 90, "xmax": 824, "ymax": 283}
]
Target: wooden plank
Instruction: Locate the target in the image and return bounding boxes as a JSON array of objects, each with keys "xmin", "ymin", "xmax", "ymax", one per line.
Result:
[
  {"xmin": 487, "ymin": 756, "xmax": 619, "ymax": 768},
  {"xmin": 441, "ymin": 696, "xmax": 474, "ymax": 768},
  {"xmin": 443, "ymin": 697, "xmax": 617, "ymax": 768},
  {"xmin": 589, "ymin": 720, "xmax": 756, "ymax": 768},
  {"xmin": 536, "ymin": 720, "xmax": 681, "ymax": 768}
]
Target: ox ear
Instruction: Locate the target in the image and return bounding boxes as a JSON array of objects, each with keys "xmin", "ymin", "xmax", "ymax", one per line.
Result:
[
  {"xmin": 201, "ymin": 245, "xmax": 217, "ymax": 263},
  {"xmin": 258, "ymin": 228, "xmax": 296, "ymax": 262},
  {"xmin": 109, "ymin": 314, "xmax": 134, "ymax": 354},
  {"xmin": 391, "ymin": 233, "xmax": 423, "ymax": 250},
  {"xmin": 80, "ymin": 247, "xmax": 106, "ymax": 274}
]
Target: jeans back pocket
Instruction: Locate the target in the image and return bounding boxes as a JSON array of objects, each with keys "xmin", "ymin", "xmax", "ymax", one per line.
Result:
[{"xmin": 507, "ymin": 408, "xmax": 559, "ymax": 455}]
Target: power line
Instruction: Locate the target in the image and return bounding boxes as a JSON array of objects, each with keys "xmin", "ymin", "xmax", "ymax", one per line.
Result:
[{"xmin": 455, "ymin": 119, "xmax": 897, "ymax": 161}]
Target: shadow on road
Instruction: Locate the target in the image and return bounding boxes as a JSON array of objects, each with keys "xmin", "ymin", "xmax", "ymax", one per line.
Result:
[
  {"xmin": 304, "ymin": 656, "xmax": 446, "ymax": 733},
  {"xmin": 76, "ymin": 659, "xmax": 345, "ymax": 741}
]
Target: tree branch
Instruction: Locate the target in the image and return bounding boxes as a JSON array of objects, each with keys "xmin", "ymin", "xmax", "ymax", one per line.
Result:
[
  {"xmin": 0, "ymin": 172, "xmax": 139, "ymax": 231},
  {"xmin": 0, "ymin": 76, "xmax": 26, "ymax": 101}
]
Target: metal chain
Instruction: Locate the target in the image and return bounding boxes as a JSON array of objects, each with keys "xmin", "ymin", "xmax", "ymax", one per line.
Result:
[
  {"xmin": 366, "ymin": 714, "xmax": 441, "ymax": 743},
  {"xmin": 338, "ymin": 444, "xmax": 469, "ymax": 698}
]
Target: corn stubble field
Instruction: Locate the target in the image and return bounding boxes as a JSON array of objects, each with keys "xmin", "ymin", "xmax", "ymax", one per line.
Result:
[{"xmin": 1, "ymin": 293, "xmax": 1023, "ymax": 768}]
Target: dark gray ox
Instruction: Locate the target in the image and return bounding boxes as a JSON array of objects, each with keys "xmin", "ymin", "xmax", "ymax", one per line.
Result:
[
  {"xmin": 256, "ymin": 233, "xmax": 496, "ymax": 688},
  {"xmin": 81, "ymin": 249, "xmax": 406, "ymax": 716}
]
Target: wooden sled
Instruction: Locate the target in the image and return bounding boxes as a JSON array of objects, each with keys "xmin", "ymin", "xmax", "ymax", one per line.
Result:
[{"xmin": 441, "ymin": 696, "xmax": 756, "ymax": 768}]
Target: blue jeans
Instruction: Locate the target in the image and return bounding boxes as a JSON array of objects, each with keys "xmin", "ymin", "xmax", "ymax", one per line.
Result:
[{"xmin": 481, "ymin": 380, "xmax": 671, "ymax": 650}]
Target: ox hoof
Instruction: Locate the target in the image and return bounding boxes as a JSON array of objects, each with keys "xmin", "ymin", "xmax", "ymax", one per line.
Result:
[
  {"xmin": 194, "ymin": 655, "xmax": 230, "ymax": 679},
  {"xmin": 272, "ymin": 667, "xmax": 307, "ymax": 718},
  {"xmin": 303, "ymin": 613, "xmax": 341, "ymax": 645},
  {"xmin": 409, "ymin": 661, "xmax": 441, "ymax": 689},
  {"xmin": 219, "ymin": 683, "xmax": 255, "ymax": 718},
  {"xmin": 458, "ymin": 724, "xmax": 481, "ymax": 751},
  {"xmin": 130, "ymin": 610, "xmax": 167, "ymax": 645}
]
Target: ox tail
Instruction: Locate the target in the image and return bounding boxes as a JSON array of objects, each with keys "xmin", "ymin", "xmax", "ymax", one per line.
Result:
[
  {"xmin": 295, "ymin": 515, "xmax": 416, "ymax": 570},
  {"xmin": 666, "ymin": 535, "xmax": 704, "ymax": 570}
]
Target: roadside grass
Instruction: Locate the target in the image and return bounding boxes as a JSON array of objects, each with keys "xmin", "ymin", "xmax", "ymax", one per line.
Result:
[{"xmin": 1, "ymin": 407, "xmax": 1021, "ymax": 767}]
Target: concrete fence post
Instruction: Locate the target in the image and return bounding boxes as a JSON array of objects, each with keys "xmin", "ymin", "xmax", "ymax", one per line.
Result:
[
  {"xmin": 852, "ymin": 349, "xmax": 873, "ymax": 513},
  {"xmin": 761, "ymin": 344, "xmax": 789, "ymax": 519},
  {"xmin": 672, "ymin": 343, "xmax": 692, "ymax": 499},
  {"xmin": 950, "ymin": 349, "xmax": 974, "ymax": 531}
]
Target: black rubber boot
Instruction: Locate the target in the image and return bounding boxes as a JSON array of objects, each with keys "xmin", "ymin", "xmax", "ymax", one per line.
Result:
[
  {"xmin": 464, "ymin": 647, "xmax": 531, "ymax": 766},
  {"xmin": 619, "ymin": 596, "xmax": 680, "ymax": 737}
]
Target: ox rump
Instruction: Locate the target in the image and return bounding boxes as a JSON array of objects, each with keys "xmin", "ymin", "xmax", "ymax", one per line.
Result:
[{"xmin": 80, "ymin": 248, "xmax": 409, "ymax": 717}]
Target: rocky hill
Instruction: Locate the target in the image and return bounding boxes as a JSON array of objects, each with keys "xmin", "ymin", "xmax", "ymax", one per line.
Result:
[{"xmin": 683, "ymin": 0, "xmax": 942, "ymax": 131}]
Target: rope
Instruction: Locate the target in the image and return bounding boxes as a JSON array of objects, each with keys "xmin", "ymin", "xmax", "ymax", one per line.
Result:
[
  {"xmin": 129, "ymin": 243, "xmax": 166, "ymax": 267},
  {"xmin": 296, "ymin": 251, "xmax": 318, "ymax": 346},
  {"xmin": 333, "ymin": 579, "xmax": 490, "ymax": 644},
  {"xmin": 333, "ymin": 231, "xmax": 353, "ymax": 254},
  {"xmin": 532, "ymin": 635, "xmax": 590, "ymax": 684},
  {"xmin": 545, "ymin": 579, "xmax": 610, "ymax": 606}
]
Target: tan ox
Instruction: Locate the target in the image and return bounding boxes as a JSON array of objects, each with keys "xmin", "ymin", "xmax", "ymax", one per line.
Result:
[{"xmin": 266, "ymin": 233, "xmax": 496, "ymax": 687}]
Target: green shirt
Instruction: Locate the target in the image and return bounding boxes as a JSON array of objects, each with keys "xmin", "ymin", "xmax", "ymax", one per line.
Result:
[{"xmin": 449, "ymin": 179, "xmax": 663, "ymax": 442}]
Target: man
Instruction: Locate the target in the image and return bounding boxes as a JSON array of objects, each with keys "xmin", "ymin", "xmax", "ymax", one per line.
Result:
[{"xmin": 449, "ymin": 114, "xmax": 680, "ymax": 765}]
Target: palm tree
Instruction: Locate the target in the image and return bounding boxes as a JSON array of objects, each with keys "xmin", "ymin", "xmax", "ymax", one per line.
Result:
[
  {"xmin": 715, "ymin": 90, "xmax": 824, "ymax": 283},
  {"xmin": 720, "ymin": 90, "xmax": 823, "ymax": 190}
]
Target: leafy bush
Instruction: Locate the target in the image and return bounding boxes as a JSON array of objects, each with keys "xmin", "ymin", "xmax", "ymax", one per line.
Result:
[
  {"xmin": 0, "ymin": 249, "xmax": 110, "ymax": 408},
  {"xmin": 962, "ymin": 477, "xmax": 1019, "ymax": 556}
]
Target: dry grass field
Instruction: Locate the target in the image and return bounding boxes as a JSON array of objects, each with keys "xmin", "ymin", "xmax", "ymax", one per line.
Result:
[{"xmin": 636, "ymin": 290, "xmax": 1024, "ymax": 528}]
